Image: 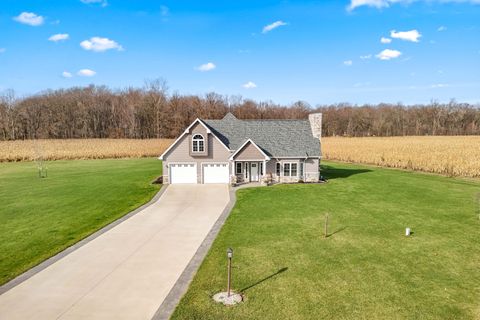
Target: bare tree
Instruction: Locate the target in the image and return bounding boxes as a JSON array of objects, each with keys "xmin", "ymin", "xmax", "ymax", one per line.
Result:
[{"xmin": 0, "ymin": 84, "xmax": 478, "ymax": 140}]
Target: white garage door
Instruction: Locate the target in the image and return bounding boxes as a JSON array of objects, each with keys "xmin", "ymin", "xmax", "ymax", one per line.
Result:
[
  {"xmin": 203, "ymin": 163, "xmax": 229, "ymax": 184},
  {"xmin": 170, "ymin": 163, "xmax": 197, "ymax": 184}
]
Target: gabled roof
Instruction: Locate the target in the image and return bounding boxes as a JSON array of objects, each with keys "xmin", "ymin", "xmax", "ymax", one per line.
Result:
[
  {"xmin": 158, "ymin": 118, "xmax": 229, "ymax": 160},
  {"xmin": 229, "ymin": 139, "xmax": 271, "ymax": 161},
  {"xmin": 204, "ymin": 113, "xmax": 321, "ymax": 158}
]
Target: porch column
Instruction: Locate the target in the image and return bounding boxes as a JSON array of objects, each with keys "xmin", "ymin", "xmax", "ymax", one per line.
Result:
[{"xmin": 263, "ymin": 160, "xmax": 266, "ymax": 180}]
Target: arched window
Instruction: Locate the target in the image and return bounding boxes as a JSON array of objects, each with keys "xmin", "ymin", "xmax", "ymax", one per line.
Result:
[{"xmin": 192, "ymin": 134, "xmax": 205, "ymax": 152}]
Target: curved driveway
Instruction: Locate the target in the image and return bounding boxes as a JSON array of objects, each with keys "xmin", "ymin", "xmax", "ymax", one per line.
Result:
[{"xmin": 0, "ymin": 184, "xmax": 230, "ymax": 320}]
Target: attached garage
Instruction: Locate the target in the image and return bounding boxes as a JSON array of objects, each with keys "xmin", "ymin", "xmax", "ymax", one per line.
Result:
[
  {"xmin": 170, "ymin": 163, "xmax": 197, "ymax": 184},
  {"xmin": 202, "ymin": 163, "xmax": 229, "ymax": 184}
]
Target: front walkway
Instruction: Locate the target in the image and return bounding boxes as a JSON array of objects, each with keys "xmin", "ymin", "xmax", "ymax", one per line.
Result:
[{"xmin": 0, "ymin": 184, "xmax": 230, "ymax": 320}]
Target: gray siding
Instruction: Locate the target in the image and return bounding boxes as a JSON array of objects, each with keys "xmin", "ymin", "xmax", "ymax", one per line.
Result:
[
  {"xmin": 162, "ymin": 123, "xmax": 231, "ymax": 183},
  {"xmin": 305, "ymin": 158, "xmax": 320, "ymax": 182},
  {"xmin": 268, "ymin": 157, "xmax": 320, "ymax": 183},
  {"xmin": 234, "ymin": 142, "xmax": 266, "ymax": 160},
  {"xmin": 265, "ymin": 159, "xmax": 276, "ymax": 175}
]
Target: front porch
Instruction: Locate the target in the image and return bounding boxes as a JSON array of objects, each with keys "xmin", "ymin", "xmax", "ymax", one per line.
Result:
[{"xmin": 233, "ymin": 161, "xmax": 267, "ymax": 184}]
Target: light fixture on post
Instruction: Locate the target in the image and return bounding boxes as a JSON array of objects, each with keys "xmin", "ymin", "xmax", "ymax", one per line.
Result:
[
  {"xmin": 213, "ymin": 247, "xmax": 243, "ymax": 306},
  {"xmin": 227, "ymin": 247, "xmax": 233, "ymax": 297}
]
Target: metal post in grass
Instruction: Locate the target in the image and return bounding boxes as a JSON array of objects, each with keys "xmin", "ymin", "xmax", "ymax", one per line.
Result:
[
  {"xmin": 212, "ymin": 248, "xmax": 242, "ymax": 306},
  {"xmin": 324, "ymin": 213, "xmax": 329, "ymax": 238},
  {"xmin": 33, "ymin": 139, "xmax": 47, "ymax": 178},
  {"xmin": 476, "ymin": 193, "xmax": 480, "ymax": 221}
]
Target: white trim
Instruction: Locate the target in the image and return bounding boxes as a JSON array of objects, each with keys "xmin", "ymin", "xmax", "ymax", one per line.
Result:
[
  {"xmin": 200, "ymin": 162, "xmax": 229, "ymax": 184},
  {"xmin": 229, "ymin": 139, "xmax": 271, "ymax": 161},
  {"xmin": 158, "ymin": 118, "xmax": 229, "ymax": 160},
  {"xmin": 272, "ymin": 155, "xmax": 321, "ymax": 159},
  {"xmin": 192, "ymin": 133, "xmax": 205, "ymax": 153},
  {"xmin": 168, "ymin": 162, "xmax": 198, "ymax": 184},
  {"xmin": 282, "ymin": 161, "xmax": 299, "ymax": 178},
  {"xmin": 232, "ymin": 158, "xmax": 267, "ymax": 161},
  {"xmin": 235, "ymin": 162, "xmax": 243, "ymax": 175}
]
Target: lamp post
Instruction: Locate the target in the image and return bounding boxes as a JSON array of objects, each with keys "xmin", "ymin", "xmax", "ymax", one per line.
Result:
[
  {"xmin": 227, "ymin": 248, "xmax": 233, "ymax": 297},
  {"xmin": 213, "ymin": 247, "xmax": 242, "ymax": 305}
]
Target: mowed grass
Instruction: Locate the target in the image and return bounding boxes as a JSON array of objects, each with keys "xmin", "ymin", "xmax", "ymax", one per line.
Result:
[
  {"xmin": 0, "ymin": 158, "xmax": 161, "ymax": 285},
  {"xmin": 172, "ymin": 161, "xmax": 480, "ymax": 320}
]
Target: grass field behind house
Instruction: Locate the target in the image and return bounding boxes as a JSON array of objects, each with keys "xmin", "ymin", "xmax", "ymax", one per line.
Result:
[
  {"xmin": 172, "ymin": 161, "xmax": 480, "ymax": 320},
  {"xmin": 0, "ymin": 158, "xmax": 162, "ymax": 286}
]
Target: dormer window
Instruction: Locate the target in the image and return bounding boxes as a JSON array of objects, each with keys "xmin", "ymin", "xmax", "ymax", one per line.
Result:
[{"xmin": 192, "ymin": 134, "xmax": 205, "ymax": 152}]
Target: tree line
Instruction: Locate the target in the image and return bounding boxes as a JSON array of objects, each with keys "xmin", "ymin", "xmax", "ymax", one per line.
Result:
[{"xmin": 1, "ymin": 81, "xmax": 479, "ymax": 140}]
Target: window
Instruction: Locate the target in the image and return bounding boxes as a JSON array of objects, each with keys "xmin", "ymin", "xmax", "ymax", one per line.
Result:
[
  {"xmin": 235, "ymin": 162, "xmax": 242, "ymax": 174},
  {"xmin": 300, "ymin": 161, "xmax": 304, "ymax": 178},
  {"xmin": 245, "ymin": 163, "xmax": 249, "ymax": 178},
  {"xmin": 192, "ymin": 134, "xmax": 204, "ymax": 152},
  {"xmin": 291, "ymin": 163, "xmax": 298, "ymax": 176},
  {"xmin": 260, "ymin": 163, "xmax": 263, "ymax": 175},
  {"xmin": 283, "ymin": 162, "xmax": 298, "ymax": 177},
  {"xmin": 276, "ymin": 162, "xmax": 281, "ymax": 176}
]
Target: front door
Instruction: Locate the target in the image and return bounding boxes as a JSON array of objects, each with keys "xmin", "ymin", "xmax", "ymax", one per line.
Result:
[{"xmin": 250, "ymin": 163, "xmax": 259, "ymax": 182}]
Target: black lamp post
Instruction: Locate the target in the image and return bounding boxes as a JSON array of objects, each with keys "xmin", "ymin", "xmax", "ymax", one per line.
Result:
[{"xmin": 227, "ymin": 248, "xmax": 233, "ymax": 297}]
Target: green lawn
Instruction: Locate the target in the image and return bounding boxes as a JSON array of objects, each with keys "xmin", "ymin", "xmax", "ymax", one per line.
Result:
[
  {"xmin": 172, "ymin": 161, "xmax": 480, "ymax": 320},
  {"xmin": 0, "ymin": 158, "xmax": 161, "ymax": 286}
]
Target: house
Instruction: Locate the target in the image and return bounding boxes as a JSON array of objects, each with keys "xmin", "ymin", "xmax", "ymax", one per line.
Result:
[{"xmin": 158, "ymin": 112, "xmax": 322, "ymax": 184}]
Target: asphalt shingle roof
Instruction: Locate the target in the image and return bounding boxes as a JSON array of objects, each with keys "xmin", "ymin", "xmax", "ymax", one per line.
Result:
[{"xmin": 203, "ymin": 113, "xmax": 321, "ymax": 158}]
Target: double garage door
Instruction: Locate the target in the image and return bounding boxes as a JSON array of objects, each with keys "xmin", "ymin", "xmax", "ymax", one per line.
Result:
[{"xmin": 170, "ymin": 163, "xmax": 229, "ymax": 184}]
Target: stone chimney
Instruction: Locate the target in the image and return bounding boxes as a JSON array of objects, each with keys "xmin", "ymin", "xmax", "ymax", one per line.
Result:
[{"xmin": 308, "ymin": 113, "xmax": 322, "ymax": 139}]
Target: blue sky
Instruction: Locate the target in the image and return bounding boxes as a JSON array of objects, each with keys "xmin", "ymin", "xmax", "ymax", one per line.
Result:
[{"xmin": 1, "ymin": 0, "xmax": 479, "ymax": 105}]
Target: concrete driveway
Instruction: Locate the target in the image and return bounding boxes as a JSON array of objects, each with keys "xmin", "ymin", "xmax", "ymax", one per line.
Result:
[{"xmin": 0, "ymin": 184, "xmax": 230, "ymax": 320}]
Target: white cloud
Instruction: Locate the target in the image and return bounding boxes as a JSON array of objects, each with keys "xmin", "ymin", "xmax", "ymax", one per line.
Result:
[
  {"xmin": 160, "ymin": 5, "xmax": 169, "ymax": 22},
  {"xmin": 381, "ymin": 37, "xmax": 392, "ymax": 43},
  {"xmin": 354, "ymin": 82, "xmax": 372, "ymax": 87},
  {"xmin": 80, "ymin": 0, "xmax": 108, "ymax": 7},
  {"xmin": 77, "ymin": 69, "xmax": 96, "ymax": 77},
  {"xmin": 262, "ymin": 20, "xmax": 288, "ymax": 33},
  {"xmin": 13, "ymin": 12, "xmax": 44, "ymax": 26},
  {"xmin": 376, "ymin": 49, "xmax": 402, "ymax": 60},
  {"xmin": 242, "ymin": 81, "xmax": 257, "ymax": 89},
  {"xmin": 438, "ymin": 26, "xmax": 447, "ymax": 31},
  {"xmin": 431, "ymin": 83, "xmax": 449, "ymax": 88},
  {"xmin": 348, "ymin": 0, "xmax": 389, "ymax": 10},
  {"xmin": 196, "ymin": 62, "xmax": 216, "ymax": 72},
  {"xmin": 49, "ymin": 33, "xmax": 69, "ymax": 42},
  {"xmin": 0, "ymin": 48, "xmax": 6, "ymax": 53},
  {"xmin": 161, "ymin": 5, "xmax": 169, "ymax": 16},
  {"xmin": 360, "ymin": 54, "xmax": 372, "ymax": 59},
  {"xmin": 391, "ymin": 29, "xmax": 421, "ymax": 42},
  {"xmin": 62, "ymin": 71, "xmax": 73, "ymax": 78},
  {"xmin": 80, "ymin": 37, "xmax": 123, "ymax": 52},
  {"xmin": 343, "ymin": 60, "xmax": 353, "ymax": 66},
  {"xmin": 348, "ymin": 0, "xmax": 480, "ymax": 11}
]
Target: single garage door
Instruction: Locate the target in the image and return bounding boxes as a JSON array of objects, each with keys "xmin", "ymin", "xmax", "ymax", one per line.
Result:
[
  {"xmin": 203, "ymin": 163, "xmax": 229, "ymax": 184},
  {"xmin": 170, "ymin": 163, "xmax": 197, "ymax": 184}
]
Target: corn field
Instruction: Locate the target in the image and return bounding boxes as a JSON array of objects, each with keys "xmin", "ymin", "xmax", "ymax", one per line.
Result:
[
  {"xmin": 1, "ymin": 137, "xmax": 480, "ymax": 178},
  {"xmin": 322, "ymin": 136, "xmax": 480, "ymax": 178},
  {"xmin": 0, "ymin": 139, "xmax": 173, "ymax": 162}
]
